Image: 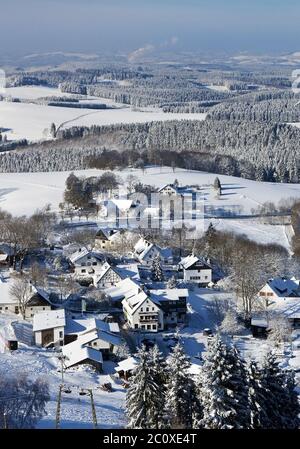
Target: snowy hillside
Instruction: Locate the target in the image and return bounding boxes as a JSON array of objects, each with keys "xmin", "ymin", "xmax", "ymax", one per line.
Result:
[{"xmin": 0, "ymin": 166, "xmax": 298, "ymax": 249}]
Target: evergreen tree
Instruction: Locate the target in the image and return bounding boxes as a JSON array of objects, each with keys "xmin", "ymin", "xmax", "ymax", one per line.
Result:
[
  {"xmin": 246, "ymin": 360, "xmax": 270, "ymax": 429},
  {"xmin": 164, "ymin": 343, "xmax": 194, "ymax": 428},
  {"xmin": 151, "ymin": 255, "xmax": 164, "ymax": 282},
  {"xmin": 198, "ymin": 336, "xmax": 250, "ymax": 429},
  {"xmin": 260, "ymin": 351, "xmax": 300, "ymax": 429},
  {"xmin": 126, "ymin": 346, "xmax": 165, "ymax": 429}
]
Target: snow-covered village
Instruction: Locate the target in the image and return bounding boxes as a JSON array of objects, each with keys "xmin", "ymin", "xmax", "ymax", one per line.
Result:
[{"xmin": 1, "ymin": 0, "xmax": 300, "ymax": 437}]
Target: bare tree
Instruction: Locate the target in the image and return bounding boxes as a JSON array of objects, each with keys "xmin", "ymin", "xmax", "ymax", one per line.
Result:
[
  {"xmin": 9, "ymin": 277, "xmax": 32, "ymax": 319},
  {"xmin": 0, "ymin": 372, "xmax": 50, "ymax": 429}
]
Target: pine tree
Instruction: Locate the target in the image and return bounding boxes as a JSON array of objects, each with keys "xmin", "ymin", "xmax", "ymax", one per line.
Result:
[
  {"xmin": 164, "ymin": 343, "xmax": 194, "ymax": 428},
  {"xmin": 148, "ymin": 345, "xmax": 169, "ymax": 428},
  {"xmin": 126, "ymin": 346, "xmax": 165, "ymax": 429},
  {"xmin": 246, "ymin": 360, "xmax": 270, "ymax": 428},
  {"xmin": 198, "ymin": 335, "xmax": 250, "ymax": 429},
  {"xmin": 260, "ymin": 351, "xmax": 300, "ymax": 429},
  {"xmin": 151, "ymin": 255, "xmax": 164, "ymax": 282}
]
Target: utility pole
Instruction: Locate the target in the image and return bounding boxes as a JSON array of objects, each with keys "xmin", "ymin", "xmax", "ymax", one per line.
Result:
[
  {"xmin": 55, "ymin": 384, "xmax": 63, "ymax": 429},
  {"xmin": 88, "ymin": 389, "xmax": 98, "ymax": 429}
]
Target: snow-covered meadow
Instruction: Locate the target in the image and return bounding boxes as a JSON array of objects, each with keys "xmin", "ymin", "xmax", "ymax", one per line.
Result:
[
  {"xmin": 0, "ymin": 86, "xmax": 206, "ymax": 141},
  {"xmin": 0, "ymin": 166, "xmax": 299, "ymax": 249}
]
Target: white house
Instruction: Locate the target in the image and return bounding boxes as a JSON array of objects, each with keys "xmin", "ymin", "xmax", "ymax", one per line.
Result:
[
  {"xmin": 257, "ymin": 277, "xmax": 300, "ymax": 305},
  {"xmin": 121, "ymin": 284, "xmax": 188, "ymax": 332},
  {"xmin": 93, "ymin": 262, "xmax": 124, "ymax": 289},
  {"xmin": 134, "ymin": 237, "xmax": 173, "ymax": 266},
  {"xmin": 0, "ymin": 278, "xmax": 52, "ymax": 319},
  {"xmin": 158, "ymin": 184, "xmax": 181, "ymax": 196},
  {"xmin": 94, "ymin": 228, "xmax": 121, "ymax": 251},
  {"xmin": 179, "ymin": 254, "xmax": 212, "ymax": 286},
  {"xmin": 122, "ymin": 290, "xmax": 164, "ymax": 332},
  {"xmin": 69, "ymin": 248, "xmax": 104, "ymax": 279},
  {"xmin": 64, "ymin": 316, "xmax": 122, "ymax": 359},
  {"xmin": 33, "ymin": 309, "xmax": 66, "ymax": 347}
]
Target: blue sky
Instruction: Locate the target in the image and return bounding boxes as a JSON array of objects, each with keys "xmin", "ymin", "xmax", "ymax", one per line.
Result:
[{"xmin": 1, "ymin": 0, "xmax": 299, "ymax": 56}]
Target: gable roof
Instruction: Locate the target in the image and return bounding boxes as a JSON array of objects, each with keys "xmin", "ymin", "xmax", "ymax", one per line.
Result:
[
  {"xmin": 33, "ymin": 309, "xmax": 66, "ymax": 332},
  {"xmin": 93, "ymin": 262, "xmax": 123, "ymax": 285},
  {"xmin": 69, "ymin": 248, "xmax": 103, "ymax": 265},
  {"xmin": 62, "ymin": 340, "xmax": 103, "ymax": 368},
  {"xmin": 263, "ymin": 277, "xmax": 300, "ymax": 298},
  {"xmin": 95, "ymin": 228, "xmax": 120, "ymax": 241},
  {"xmin": 179, "ymin": 254, "xmax": 211, "ymax": 270},
  {"xmin": 115, "ymin": 356, "xmax": 138, "ymax": 373},
  {"xmin": 105, "ymin": 278, "xmax": 142, "ymax": 302}
]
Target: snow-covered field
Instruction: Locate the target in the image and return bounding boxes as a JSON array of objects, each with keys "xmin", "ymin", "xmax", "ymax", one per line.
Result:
[
  {"xmin": 0, "ymin": 86, "xmax": 206, "ymax": 141},
  {"xmin": 0, "ymin": 166, "xmax": 299, "ymax": 249}
]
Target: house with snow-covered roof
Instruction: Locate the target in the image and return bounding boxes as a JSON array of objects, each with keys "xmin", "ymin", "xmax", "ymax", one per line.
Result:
[
  {"xmin": 64, "ymin": 316, "xmax": 122, "ymax": 359},
  {"xmin": 257, "ymin": 277, "xmax": 300, "ymax": 306},
  {"xmin": 62, "ymin": 339, "xmax": 103, "ymax": 372},
  {"xmin": 93, "ymin": 261, "xmax": 124, "ymax": 289},
  {"xmin": 94, "ymin": 228, "xmax": 121, "ymax": 251},
  {"xmin": 115, "ymin": 356, "xmax": 138, "ymax": 380},
  {"xmin": 33, "ymin": 309, "xmax": 66, "ymax": 347},
  {"xmin": 158, "ymin": 183, "xmax": 181, "ymax": 196},
  {"xmin": 178, "ymin": 254, "xmax": 212, "ymax": 286},
  {"xmin": 69, "ymin": 247, "xmax": 105, "ymax": 279},
  {"xmin": 121, "ymin": 285, "xmax": 188, "ymax": 332},
  {"xmin": 134, "ymin": 237, "xmax": 173, "ymax": 266},
  {"xmin": 0, "ymin": 277, "xmax": 52, "ymax": 319}
]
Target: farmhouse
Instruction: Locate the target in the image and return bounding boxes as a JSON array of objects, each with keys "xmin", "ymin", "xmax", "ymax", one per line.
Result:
[
  {"xmin": 258, "ymin": 277, "xmax": 300, "ymax": 306},
  {"xmin": 0, "ymin": 278, "xmax": 52, "ymax": 319},
  {"xmin": 178, "ymin": 254, "xmax": 212, "ymax": 286},
  {"xmin": 134, "ymin": 237, "xmax": 173, "ymax": 265},
  {"xmin": 93, "ymin": 262, "xmax": 124, "ymax": 289},
  {"xmin": 69, "ymin": 247, "xmax": 104, "ymax": 279},
  {"xmin": 33, "ymin": 309, "xmax": 66, "ymax": 347},
  {"xmin": 158, "ymin": 183, "xmax": 181, "ymax": 196},
  {"xmin": 94, "ymin": 228, "xmax": 121, "ymax": 251}
]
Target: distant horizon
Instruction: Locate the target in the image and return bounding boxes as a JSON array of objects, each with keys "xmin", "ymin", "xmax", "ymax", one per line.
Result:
[{"xmin": 1, "ymin": 0, "xmax": 300, "ymax": 58}]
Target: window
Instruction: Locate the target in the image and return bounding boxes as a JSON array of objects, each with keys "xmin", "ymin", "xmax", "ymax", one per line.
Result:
[
  {"xmin": 141, "ymin": 325, "xmax": 145, "ymax": 330},
  {"xmin": 92, "ymin": 262, "xmax": 97, "ymax": 266},
  {"xmin": 81, "ymin": 269, "xmax": 86, "ymax": 273},
  {"xmin": 87, "ymin": 255, "xmax": 91, "ymax": 259},
  {"xmin": 5, "ymin": 307, "xmax": 8, "ymax": 310},
  {"xmin": 0, "ymin": 307, "xmax": 2, "ymax": 310},
  {"xmin": 140, "ymin": 308, "xmax": 143, "ymax": 312},
  {"xmin": 43, "ymin": 307, "xmax": 45, "ymax": 310},
  {"xmin": 135, "ymin": 324, "xmax": 138, "ymax": 329},
  {"xmin": 147, "ymin": 325, "xmax": 151, "ymax": 330},
  {"xmin": 146, "ymin": 307, "xmax": 149, "ymax": 312},
  {"xmin": 152, "ymin": 325, "xmax": 156, "ymax": 330}
]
